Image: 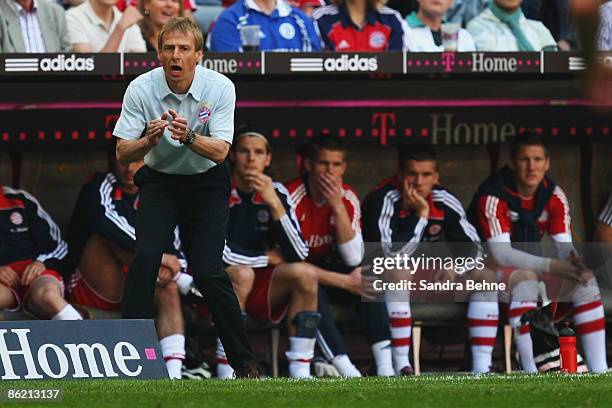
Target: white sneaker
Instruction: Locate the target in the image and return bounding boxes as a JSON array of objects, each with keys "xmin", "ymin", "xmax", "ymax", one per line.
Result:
[
  {"xmin": 217, "ymin": 362, "xmax": 235, "ymax": 379},
  {"xmin": 181, "ymin": 362, "xmax": 212, "ymax": 380},
  {"xmin": 312, "ymin": 358, "xmax": 341, "ymax": 377},
  {"xmin": 332, "ymin": 355, "xmax": 362, "ymax": 377}
]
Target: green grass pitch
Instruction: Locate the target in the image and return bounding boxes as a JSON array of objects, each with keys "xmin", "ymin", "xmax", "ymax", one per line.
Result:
[{"xmin": 2, "ymin": 374, "xmax": 612, "ymax": 408}]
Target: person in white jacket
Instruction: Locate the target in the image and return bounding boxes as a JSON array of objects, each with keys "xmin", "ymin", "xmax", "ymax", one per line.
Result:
[
  {"xmin": 467, "ymin": 0, "xmax": 557, "ymax": 51},
  {"xmin": 405, "ymin": 0, "xmax": 476, "ymax": 52}
]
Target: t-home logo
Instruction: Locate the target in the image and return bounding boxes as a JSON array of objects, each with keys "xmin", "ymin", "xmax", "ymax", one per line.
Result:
[
  {"xmin": 202, "ymin": 58, "xmax": 239, "ymax": 74},
  {"xmin": 290, "ymin": 54, "xmax": 378, "ymax": 72},
  {"xmin": 471, "ymin": 53, "xmax": 518, "ymax": 73},
  {"xmin": 0, "ymin": 321, "xmax": 166, "ymax": 380},
  {"xmin": 4, "ymin": 54, "xmax": 95, "ymax": 73}
]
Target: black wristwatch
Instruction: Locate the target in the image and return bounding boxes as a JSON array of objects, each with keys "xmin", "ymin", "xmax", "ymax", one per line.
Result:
[{"xmin": 181, "ymin": 128, "xmax": 196, "ymax": 145}]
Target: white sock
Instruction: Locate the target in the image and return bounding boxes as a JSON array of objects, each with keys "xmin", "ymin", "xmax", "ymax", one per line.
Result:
[
  {"xmin": 331, "ymin": 354, "xmax": 361, "ymax": 378},
  {"xmin": 515, "ymin": 331, "xmax": 537, "ymax": 373},
  {"xmin": 386, "ymin": 300, "xmax": 412, "ymax": 372},
  {"xmin": 52, "ymin": 304, "xmax": 83, "ymax": 320},
  {"xmin": 160, "ymin": 334, "xmax": 185, "ymax": 379},
  {"xmin": 573, "ymin": 278, "xmax": 608, "ymax": 373},
  {"xmin": 509, "ymin": 280, "xmax": 538, "ymax": 373},
  {"xmin": 286, "ymin": 337, "xmax": 316, "ymax": 378},
  {"xmin": 468, "ymin": 291, "xmax": 499, "ymax": 374},
  {"xmin": 216, "ymin": 337, "xmax": 234, "ymax": 379},
  {"xmin": 175, "ymin": 273, "xmax": 194, "ymax": 296},
  {"xmin": 371, "ymin": 340, "xmax": 394, "ymax": 377}
]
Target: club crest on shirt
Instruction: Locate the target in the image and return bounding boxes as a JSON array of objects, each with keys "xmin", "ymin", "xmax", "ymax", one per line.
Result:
[
  {"xmin": 257, "ymin": 209, "xmax": 270, "ymax": 223},
  {"xmin": 198, "ymin": 104, "xmax": 211, "ymax": 124},
  {"xmin": 229, "ymin": 189, "xmax": 242, "ymax": 207},
  {"xmin": 428, "ymin": 224, "xmax": 442, "ymax": 235},
  {"xmin": 369, "ymin": 31, "xmax": 386, "ymax": 48},
  {"xmin": 10, "ymin": 211, "xmax": 23, "ymax": 225},
  {"xmin": 279, "ymin": 23, "xmax": 296, "ymax": 40}
]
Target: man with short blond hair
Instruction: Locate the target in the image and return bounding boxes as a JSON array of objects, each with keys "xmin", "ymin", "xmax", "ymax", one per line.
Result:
[{"xmin": 113, "ymin": 17, "xmax": 259, "ymax": 378}]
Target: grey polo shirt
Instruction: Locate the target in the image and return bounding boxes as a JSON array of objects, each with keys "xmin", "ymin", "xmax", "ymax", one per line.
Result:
[{"xmin": 113, "ymin": 65, "xmax": 235, "ymax": 175}]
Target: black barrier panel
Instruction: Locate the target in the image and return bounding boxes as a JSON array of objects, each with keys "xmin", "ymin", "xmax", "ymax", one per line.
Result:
[
  {"xmin": 0, "ymin": 320, "xmax": 167, "ymax": 380},
  {"xmin": 265, "ymin": 52, "xmax": 405, "ymax": 74},
  {"xmin": 0, "ymin": 52, "xmax": 610, "ymax": 76},
  {"xmin": 0, "ymin": 105, "xmax": 610, "ymax": 150},
  {"xmin": 0, "ymin": 54, "xmax": 120, "ymax": 76}
]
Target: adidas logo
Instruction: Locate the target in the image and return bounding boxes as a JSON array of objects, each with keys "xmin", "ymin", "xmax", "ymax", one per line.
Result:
[{"xmin": 337, "ymin": 40, "xmax": 350, "ymax": 50}]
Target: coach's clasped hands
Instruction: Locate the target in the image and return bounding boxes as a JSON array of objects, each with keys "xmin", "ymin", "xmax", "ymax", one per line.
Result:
[
  {"xmin": 165, "ymin": 109, "xmax": 193, "ymax": 144},
  {"xmin": 144, "ymin": 109, "xmax": 193, "ymax": 146}
]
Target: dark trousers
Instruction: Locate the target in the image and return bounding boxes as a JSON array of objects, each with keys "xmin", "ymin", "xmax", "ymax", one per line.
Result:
[
  {"xmin": 316, "ymin": 285, "xmax": 391, "ymax": 360},
  {"xmin": 122, "ymin": 163, "xmax": 254, "ymax": 369}
]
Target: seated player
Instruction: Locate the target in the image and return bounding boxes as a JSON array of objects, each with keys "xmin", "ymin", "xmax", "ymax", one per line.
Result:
[
  {"xmin": 0, "ymin": 186, "xmax": 78, "ymax": 320},
  {"xmin": 469, "ymin": 133, "xmax": 608, "ymax": 373},
  {"xmin": 599, "ymin": 1, "xmax": 612, "ymax": 50},
  {"xmin": 215, "ymin": 128, "xmax": 319, "ymax": 379},
  {"xmin": 404, "ymin": 0, "xmax": 476, "ymax": 51},
  {"xmin": 64, "ymin": 153, "xmax": 194, "ymax": 379},
  {"xmin": 362, "ymin": 144, "xmax": 497, "ymax": 375},
  {"xmin": 467, "ymin": 0, "xmax": 557, "ymax": 51},
  {"xmin": 313, "ymin": 0, "xmax": 407, "ymax": 51},
  {"xmin": 286, "ymin": 136, "xmax": 395, "ymax": 377}
]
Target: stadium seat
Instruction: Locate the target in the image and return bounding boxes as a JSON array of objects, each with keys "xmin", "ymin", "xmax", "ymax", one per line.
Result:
[
  {"xmin": 0, "ymin": 305, "xmax": 118, "ymax": 321},
  {"xmin": 194, "ymin": 0, "xmax": 224, "ymax": 38},
  {"xmin": 18, "ymin": 150, "xmax": 109, "ymax": 228},
  {"xmin": 0, "ymin": 152, "xmax": 12, "ymax": 186},
  {"xmin": 410, "ymin": 303, "xmax": 469, "ymax": 375}
]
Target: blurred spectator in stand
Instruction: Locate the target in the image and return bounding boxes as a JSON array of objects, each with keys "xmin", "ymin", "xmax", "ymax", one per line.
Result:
[
  {"xmin": 192, "ymin": 0, "xmax": 224, "ymax": 36},
  {"xmin": 139, "ymin": 0, "xmax": 184, "ymax": 51},
  {"xmin": 0, "ymin": 0, "xmax": 71, "ymax": 52},
  {"xmin": 521, "ymin": 0, "xmax": 575, "ymax": 50},
  {"xmin": 207, "ymin": 0, "xmax": 321, "ymax": 52},
  {"xmin": 67, "ymin": 0, "xmax": 147, "ymax": 52},
  {"xmin": 467, "ymin": 0, "xmax": 557, "ymax": 51},
  {"xmin": 599, "ymin": 0, "xmax": 612, "ymax": 50},
  {"xmin": 61, "ymin": 0, "xmax": 86, "ymax": 8},
  {"xmin": 404, "ymin": 0, "xmax": 476, "ymax": 51},
  {"xmin": 116, "ymin": 0, "xmax": 196, "ymax": 20},
  {"xmin": 289, "ymin": 0, "xmax": 324, "ymax": 16},
  {"xmin": 445, "ymin": 0, "xmax": 489, "ymax": 26},
  {"xmin": 385, "ymin": 0, "xmax": 416, "ymax": 17},
  {"xmin": 572, "ymin": 0, "xmax": 612, "ymax": 103},
  {"xmin": 313, "ymin": 0, "xmax": 407, "ymax": 51}
]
